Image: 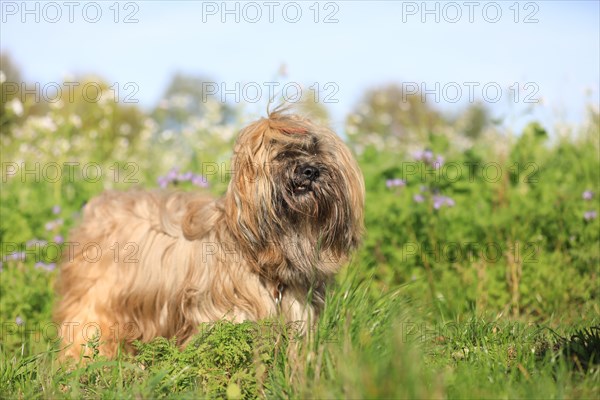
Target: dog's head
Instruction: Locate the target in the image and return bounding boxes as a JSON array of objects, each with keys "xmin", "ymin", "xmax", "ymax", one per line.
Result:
[{"xmin": 224, "ymin": 109, "xmax": 364, "ymax": 284}]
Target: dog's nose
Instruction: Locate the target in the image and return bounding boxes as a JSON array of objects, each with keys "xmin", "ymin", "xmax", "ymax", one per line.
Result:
[{"xmin": 297, "ymin": 165, "xmax": 320, "ymax": 181}]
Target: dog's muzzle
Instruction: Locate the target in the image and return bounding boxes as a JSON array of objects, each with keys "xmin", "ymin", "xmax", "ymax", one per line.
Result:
[{"xmin": 293, "ymin": 164, "xmax": 319, "ymax": 194}]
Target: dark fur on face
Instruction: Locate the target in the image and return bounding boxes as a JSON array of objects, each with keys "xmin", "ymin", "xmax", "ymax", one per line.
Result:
[{"xmin": 225, "ymin": 111, "xmax": 364, "ymax": 299}]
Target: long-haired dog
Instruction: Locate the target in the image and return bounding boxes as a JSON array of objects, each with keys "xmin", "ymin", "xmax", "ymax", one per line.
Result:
[{"xmin": 54, "ymin": 110, "xmax": 364, "ymax": 359}]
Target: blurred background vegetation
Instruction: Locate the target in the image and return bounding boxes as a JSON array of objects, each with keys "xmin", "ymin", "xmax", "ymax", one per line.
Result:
[
  {"xmin": 0, "ymin": 52, "xmax": 599, "ymax": 397},
  {"xmin": 1, "ymin": 52, "xmax": 598, "ymax": 322}
]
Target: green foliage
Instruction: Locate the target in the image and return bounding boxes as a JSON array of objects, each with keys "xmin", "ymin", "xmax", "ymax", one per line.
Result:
[
  {"xmin": 1, "ymin": 275, "xmax": 598, "ymax": 399},
  {"xmin": 1, "ymin": 56, "xmax": 599, "ymax": 398},
  {"xmin": 555, "ymin": 326, "xmax": 600, "ymax": 371},
  {"xmin": 357, "ymin": 118, "xmax": 600, "ymax": 320},
  {"xmin": 132, "ymin": 321, "xmax": 277, "ymax": 398}
]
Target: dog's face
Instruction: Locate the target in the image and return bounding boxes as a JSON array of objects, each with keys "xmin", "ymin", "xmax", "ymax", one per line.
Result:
[
  {"xmin": 224, "ymin": 112, "xmax": 364, "ymax": 283},
  {"xmin": 273, "ymin": 132, "xmax": 350, "ymax": 221}
]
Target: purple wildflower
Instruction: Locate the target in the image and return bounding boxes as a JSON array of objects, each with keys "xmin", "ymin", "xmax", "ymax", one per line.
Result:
[
  {"xmin": 54, "ymin": 235, "xmax": 64, "ymax": 244},
  {"xmin": 46, "ymin": 219, "xmax": 63, "ymax": 231},
  {"xmin": 52, "ymin": 205, "xmax": 61, "ymax": 215},
  {"xmin": 414, "ymin": 149, "xmax": 446, "ymax": 169},
  {"xmin": 166, "ymin": 168, "xmax": 179, "ymax": 181},
  {"xmin": 157, "ymin": 176, "xmax": 169, "ymax": 188},
  {"xmin": 35, "ymin": 262, "xmax": 56, "ymax": 272},
  {"xmin": 582, "ymin": 190, "xmax": 594, "ymax": 200},
  {"xmin": 15, "ymin": 316, "xmax": 24, "ymax": 326},
  {"xmin": 433, "ymin": 195, "xmax": 455, "ymax": 209},
  {"xmin": 192, "ymin": 175, "xmax": 209, "ymax": 188},
  {"xmin": 159, "ymin": 167, "xmax": 210, "ymax": 188},
  {"xmin": 413, "ymin": 194, "xmax": 425, "ymax": 203},
  {"xmin": 9, "ymin": 252, "xmax": 25, "ymax": 261},
  {"xmin": 386, "ymin": 178, "xmax": 406, "ymax": 189},
  {"xmin": 584, "ymin": 211, "xmax": 597, "ymax": 221},
  {"xmin": 26, "ymin": 239, "xmax": 47, "ymax": 247},
  {"xmin": 414, "ymin": 150, "xmax": 434, "ymax": 162}
]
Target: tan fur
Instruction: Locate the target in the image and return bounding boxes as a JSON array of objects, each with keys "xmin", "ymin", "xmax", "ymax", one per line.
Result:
[{"xmin": 54, "ymin": 110, "xmax": 364, "ymax": 359}]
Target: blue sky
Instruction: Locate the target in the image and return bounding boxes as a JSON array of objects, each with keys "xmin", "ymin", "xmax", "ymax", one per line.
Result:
[{"xmin": 2, "ymin": 1, "xmax": 599, "ymax": 132}]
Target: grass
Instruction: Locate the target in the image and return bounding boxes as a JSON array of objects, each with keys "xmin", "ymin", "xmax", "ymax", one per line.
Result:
[{"xmin": 0, "ymin": 270, "xmax": 599, "ymax": 399}]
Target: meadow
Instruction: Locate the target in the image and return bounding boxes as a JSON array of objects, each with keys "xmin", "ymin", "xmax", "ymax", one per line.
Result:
[{"xmin": 1, "ymin": 67, "xmax": 599, "ymax": 398}]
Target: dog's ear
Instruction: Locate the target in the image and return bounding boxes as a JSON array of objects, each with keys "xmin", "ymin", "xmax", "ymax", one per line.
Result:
[
  {"xmin": 224, "ymin": 120, "xmax": 273, "ymax": 249},
  {"xmin": 311, "ymin": 131, "xmax": 365, "ymax": 257},
  {"xmin": 341, "ymin": 144, "xmax": 365, "ymax": 251}
]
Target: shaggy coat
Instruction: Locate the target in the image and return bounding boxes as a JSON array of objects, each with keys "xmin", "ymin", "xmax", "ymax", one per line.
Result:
[{"xmin": 54, "ymin": 111, "xmax": 364, "ymax": 358}]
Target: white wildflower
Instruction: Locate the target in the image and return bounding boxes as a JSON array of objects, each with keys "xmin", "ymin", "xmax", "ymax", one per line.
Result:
[
  {"xmin": 69, "ymin": 114, "xmax": 82, "ymax": 128},
  {"xmin": 31, "ymin": 115, "xmax": 57, "ymax": 132},
  {"xmin": 8, "ymin": 98, "xmax": 23, "ymax": 116},
  {"xmin": 98, "ymin": 91, "xmax": 111, "ymax": 106},
  {"xmin": 171, "ymin": 94, "xmax": 192, "ymax": 109},
  {"xmin": 161, "ymin": 129, "xmax": 174, "ymax": 140},
  {"xmin": 349, "ymin": 113, "xmax": 363, "ymax": 125},
  {"xmin": 117, "ymin": 137, "xmax": 129, "ymax": 150},
  {"xmin": 379, "ymin": 113, "xmax": 392, "ymax": 125},
  {"xmin": 358, "ymin": 103, "xmax": 370, "ymax": 116},
  {"xmin": 119, "ymin": 123, "xmax": 131, "ymax": 135},
  {"xmin": 49, "ymin": 99, "xmax": 64, "ymax": 110}
]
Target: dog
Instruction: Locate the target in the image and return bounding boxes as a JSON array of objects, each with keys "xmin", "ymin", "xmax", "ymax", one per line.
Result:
[{"xmin": 54, "ymin": 109, "xmax": 364, "ymax": 359}]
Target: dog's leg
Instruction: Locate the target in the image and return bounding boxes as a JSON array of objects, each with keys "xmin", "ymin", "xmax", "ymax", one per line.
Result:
[{"xmin": 54, "ymin": 251, "xmax": 124, "ymax": 360}]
